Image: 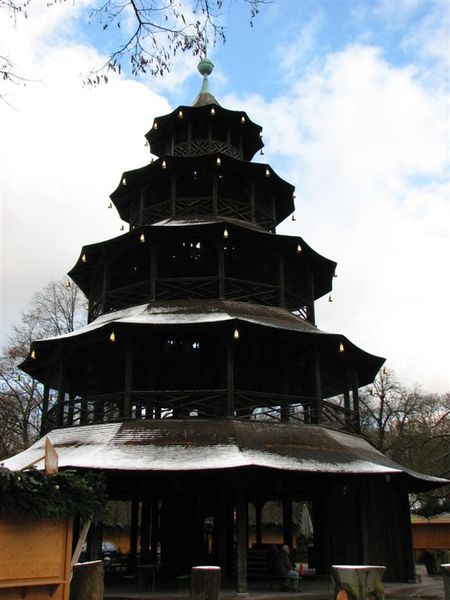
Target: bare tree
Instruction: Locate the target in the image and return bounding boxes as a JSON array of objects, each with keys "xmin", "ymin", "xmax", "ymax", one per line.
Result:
[
  {"xmin": 1, "ymin": 0, "xmax": 264, "ymax": 99},
  {"xmin": 0, "ymin": 279, "xmax": 87, "ymax": 459}
]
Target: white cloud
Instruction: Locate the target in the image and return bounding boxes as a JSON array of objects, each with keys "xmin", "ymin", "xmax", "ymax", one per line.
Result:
[
  {"xmin": 0, "ymin": 1, "xmax": 170, "ymax": 346},
  {"xmin": 224, "ymin": 44, "xmax": 449, "ymax": 392}
]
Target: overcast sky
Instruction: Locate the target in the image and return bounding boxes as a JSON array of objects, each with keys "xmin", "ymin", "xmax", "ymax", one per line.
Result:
[{"xmin": 0, "ymin": 0, "xmax": 449, "ymax": 392}]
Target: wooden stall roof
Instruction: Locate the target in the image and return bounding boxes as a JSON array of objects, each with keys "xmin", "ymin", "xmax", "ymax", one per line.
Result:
[{"xmin": 3, "ymin": 420, "xmax": 446, "ymax": 492}]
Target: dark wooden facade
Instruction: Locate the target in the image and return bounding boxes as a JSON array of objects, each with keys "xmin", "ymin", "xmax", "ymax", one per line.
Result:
[{"xmin": 13, "ymin": 60, "xmax": 446, "ymax": 587}]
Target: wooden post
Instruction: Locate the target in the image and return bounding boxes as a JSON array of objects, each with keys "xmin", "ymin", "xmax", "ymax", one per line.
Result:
[
  {"xmin": 308, "ymin": 272, "xmax": 316, "ymax": 325},
  {"xmin": 312, "ymin": 348, "xmax": 322, "ymax": 424},
  {"xmin": 139, "ymin": 187, "xmax": 145, "ymax": 225},
  {"xmin": 56, "ymin": 358, "xmax": 65, "ymax": 427},
  {"xmin": 40, "ymin": 385, "xmax": 50, "ymax": 435},
  {"xmin": 212, "ymin": 174, "xmax": 218, "ymax": 215},
  {"xmin": 271, "ymin": 195, "xmax": 276, "ymax": 231},
  {"xmin": 101, "ymin": 259, "xmax": 109, "ymax": 311},
  {"xmin": 150, "ymin": 244, "xmax": 158, "ymax": 301},
  {"xmin": 190, "ymin": 566, "xmax": 221, "ymax": 600},
  {"xmin": 249, "ymin": 181, "xmax": 256, "ymax": 223},
  {"xmin": 235, "ymin": 490, "xmax": 248, "ymax": 595},
  {"xmin": 278, "ymin": 254, "xmax": 286, "ymax": 308},
  {"xmin": 351, "ymin": 367, "xmax": 361, "ymax": 434},
  {"xmin": 282, "ymin": 496, "xmax": 293, "ymax": 547},
  {"xmin": 170, "ymin": 176, "xmax": 177, "ymax": 217},
  {"xmin": 218, "ymin": 244, "xmax": 225, "ymax": 300},
  {"xmin": 150, "ymin": 497, "xmax": 159, "ymax": 564},
  {"xmin": 129, "ymin": 497, "xmax": 139, "ymax": 566},
  {"xmin": 226, "ymin": 340, "xmax": 235, "ymax": 417},
  {"xmin": 255, "ymin": 500, "xmax": 262, "ymax": 546},
  {"xmin": 123, "ymin": 341, "xmax": 133, "ymax": 419},
  {"xmin": 141, "ymin": 498, "xmax": 151, "ymax": 564}
]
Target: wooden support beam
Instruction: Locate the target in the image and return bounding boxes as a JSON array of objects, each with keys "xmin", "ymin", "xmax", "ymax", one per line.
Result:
[
  {"xmin": 141, "ymin": 498, "xmax": 151, "ymax": 565},
  {"xmin": 282, "ymin": 496, "xmax": 294, "ymax": 547},
  {"xmin": 351, "ymin": 367, "xmax": 361, "ymax": 434},
  {"xmin": 170, "ymin": 176, "xmax": 177, "ymax": 217},
  {"xmin": 250, "ymin": 182, "xmax": 256, "ymax": 222},
  {"xmin": 129, "ymin": 497, "xmax": 139, "ymax": 564},
  {"xmin": 255, "ymin": 500, "xmax": 262, "ymax": 546},
  {"xmin": 150, "ymin": 497, "xmax": 160, "ymax": 564},
  {"xmin": 235, "ymin": 490, "xmax": 248, "ymax": 595},
  {"xmin": 40, "ymin": 385, "xmax": 50, "ymax": 435},
  {"xmin": 150, "ymin": 245, "xmax": 158, "ymax": 302},
  {"xmin": 124, "ymin": 341, "xmax": 133, "ymax": 419},
  {"xmin": 226, "ymin": 340, "xmax": 235, "ymax": 417},
  {"xmin": 56, "ymin": 358, "xmax": 65, "ymax": 427},
  {"xmin": 312, "ymin": 348, "xmax": 322, "ymax": 424},
  {"xmin": 218, "ymin": 245, "xmax": 225, "ymax": 300},
  {"xmin": 308, "ymin": 271, "xmax": 316, "ymax": 325},
  {"xmin": 212, "ymin": 174, "xmax": 218, "ymax": 215},
  {"xmin": 278, "ymin": 254, "xmax": 286, "ymax": 308}
]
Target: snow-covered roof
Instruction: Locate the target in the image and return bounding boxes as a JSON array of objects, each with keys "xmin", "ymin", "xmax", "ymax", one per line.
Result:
[{"xmin": 3, "ymin": 420, "xmax": 445, "ymax": 491}]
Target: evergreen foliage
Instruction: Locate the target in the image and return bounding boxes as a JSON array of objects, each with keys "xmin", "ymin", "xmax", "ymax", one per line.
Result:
[{"xmin": 0, "ymin": 467, "xmax": 106, "ymax": 521}]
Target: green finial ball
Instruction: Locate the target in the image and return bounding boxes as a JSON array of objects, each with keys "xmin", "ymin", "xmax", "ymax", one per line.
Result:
[{"xmin": 198, "ymin": 58, "xmax": 214, "ymax": 77}]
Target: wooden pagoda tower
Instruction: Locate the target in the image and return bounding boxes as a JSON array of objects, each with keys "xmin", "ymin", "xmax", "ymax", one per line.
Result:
[{"xmin": 5, "ymin": 59, "xmax": 445, "ymax": 588}]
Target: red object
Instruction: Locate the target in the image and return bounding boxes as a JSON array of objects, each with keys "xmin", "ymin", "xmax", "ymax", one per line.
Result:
[{"xmin": 299, "ymin": 564, "xmax": 304, "ymax": 576}]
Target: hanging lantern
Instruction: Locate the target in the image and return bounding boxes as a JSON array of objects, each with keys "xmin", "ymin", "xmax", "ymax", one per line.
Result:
[
  {"xmin": 292, "ymin": 214, "xmax": 296, "ymax": 221},
  {"xmin": 216, "ymin": 157, "xmax": 221, "ymax": 166},
  {"xmin": 241, "ymin": 115, "xmax": 246, "ymax": 124},
  {"xmin": 84, "ymin": 302, "xmax": 89, "ymax": 310},
  {"xmin": 178, "ymin": 109, "xmax": 183, "ymax": 118},
  {"xmin": 296, "ymin": 243, "xmax": 302, "ymax": 254},
  {"xmin": 14, "ymin": 373, "xmax": 21, "ymax": 382},
  {"xmin": 140, "ymin": 232, "xmax": 145, "ymax": 243},
  {"xmin": 339, "ymin": 342, "xmax": 345, "ymax": 353},
  {"xmin": 259, "ymin": 131, "xmax": 263, "ymax": 138},
  {"xmin": 233, "ymin": 328, "xmax": 240, "ymax": 340},
  {"xmin": 81, "ymin": 254, "xmax": 87, "ymax": 263},
  {"xmin": 223, "ymin": 227, "xmax": 229, "ymax": 239},
  {"xmin": 334, "ymin": 271, "xmax": 338, "ymax": 277},
  {"xmin": 144, "ymin": 140, "xmax": 149, "ymax": 146},
  {"xmin": 162, "ymin": 160, "xmax": 167, "ymax": 169},
  {"xmin": 210, "ymin": 107, "xmax": 216, "ymax": 116},
  {"xmin": 328, "ymin": 294, "xmax": 333, "ymax": 302},
  {"xmin": 108, "ymin": 201, "xmax": 112, "ymax": 208},
  {"xmin": 120, "ymin": 224, "xmax": 125, "ymax": 231},
  {"xmin": 153, "ymin": 121, "xmax": 158, "ymax": 129},
  {"xmin": 265, "ymin": 168, "xmax": 270, "ymax": 177},
  {"xmin": 31, "ymin": 349, "xmax": 36, "ymax": 359},
  {"xmin": 122, "ymin": 177, "xmax": 127, "ymax": 186},
  {"xmin": 260, "ymin": 150, "xmax": 264, "ymax": 155},
  {"xmin": 109, "ymin": 331, "xmax": 116, "ymax": 342}
]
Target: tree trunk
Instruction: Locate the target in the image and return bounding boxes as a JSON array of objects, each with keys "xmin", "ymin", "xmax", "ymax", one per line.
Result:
[
  {"xmin": 331, "ymin": 565, "xmax": 385, "ymax": 600},
  {"xmin": 70, "ymin": 560, "xmax": 104, "ymax": 600},
  {"xmin": 441, "ymin": 564, "xmax": 450, "ymax": 600},
  {"xmin": 190, "ymin": 566, "xmax": 221, "ymax": 600}
]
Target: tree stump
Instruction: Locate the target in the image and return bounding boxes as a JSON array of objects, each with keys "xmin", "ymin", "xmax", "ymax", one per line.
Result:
[
  {"xmin": 70, "ymin": 560, "xmax": 104, "ymax": 600},
  {"xmin": 441, "ymin": 564, "xmax": 450, "ymax": 600},
  {"xmin": 331, "ymin": 565, "xmax": 385, "ymax": 600},
  {"xmin": 190, "ymin": 566, "xmax": 221, "ymax": 600}
]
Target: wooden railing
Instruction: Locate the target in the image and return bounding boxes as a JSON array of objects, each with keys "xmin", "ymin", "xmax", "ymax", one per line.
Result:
[{"xmin": 41, "ymin": 389, "xmax": 360, "ymax": 434}]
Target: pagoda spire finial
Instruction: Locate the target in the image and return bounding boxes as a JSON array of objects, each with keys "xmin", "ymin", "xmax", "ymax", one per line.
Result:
[{"xmin": 192, "ymin": 54, "xmax": 220, "ymax": 107}]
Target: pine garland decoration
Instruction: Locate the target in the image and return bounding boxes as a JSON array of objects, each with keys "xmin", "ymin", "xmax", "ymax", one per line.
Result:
[{"xmin": 0, "ymin": 467, "xmax": 107, "ymax": 521}]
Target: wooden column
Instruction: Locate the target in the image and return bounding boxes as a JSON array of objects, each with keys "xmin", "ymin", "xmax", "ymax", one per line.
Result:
[
  {"xmin": 129, "ymin": 496, "xmax": 139, "ymax": 566},
  {"xmin": 282, "ymin": 496, "xmax": 294, "ymax": 547},
  {"xmin": 308, "ymin": 272, "xmax": 316, "ymax": 325},
  {"xmin": 140, "ymin": 498, "xmax": 151, "ymax": 565},
  {"xmin": 139, "ymin": 187, "xmax": 145, "ymax": 225},
  {"xmin": 312, "ymin": 347, "xmax": 322, "ymax": 424},
  {"xmin": 226, "ymin": 340, "xmax": 235, "ymax": 417},
  {"xmin": 249, "ymin": 182, "xmax": 256, "ymax": 223},
  {"xmin": 87, "ymin": 522, "xmax": 103, "ymax": 560},
  {"xmin": 101, "ymin": 259, "xmax": 109, "ymax": 311},
  {"xmin": 123, "ymin": 341, "xmax": 133, "ymax": 419},
  {"xmin": 56, "ymin": 357, "xmax": 65, "ymax": 427},
  {"xmin": 170, "ymin": 175, "xmax": 177, "ymax": 217},
  {"xmin": 212, "ymin": 174, "xmax": 218, "ymax": 215},
  {"xmin": 255, "ymin": 500, "xmax": 263, "ymax": 546},
  {"xmin": 150, "ymin": 244, "xmax": 159, "ymax": 301},
  {"xmin": 235, "ymin": 490, "xmax": 248, "ymax": 595},
  {"xmin": 150, "ymin": 497, "xmax": 160, "ymax": 564},
  {"xmin": 351, "ymin": 367, "xmax": 360, "ymax": 434},
  {"xmin": 218, "ymin": 244, "xmax": 225, "ymax": 299},
  {"xmin": 271, "ymin": 195, "xmax": 276, "ymax": 231},
  {"xmin": 67, "ymin": 393, "xmax": 74, "ymax": 425},
  {"xmin": 278, "ymin": 254, "xmax": 286, "ymax": 308},
  {"xmin": 40, "ymin": 385, "xmax": 50, "ymax": 435},
  {"xmin": 215, "ymin": 481, "xmax": 228, "ymax": 573}
]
